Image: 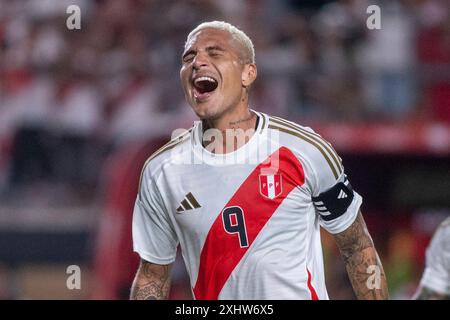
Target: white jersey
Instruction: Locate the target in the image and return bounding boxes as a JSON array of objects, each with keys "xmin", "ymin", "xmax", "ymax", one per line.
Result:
[
  {"xmin": 132, "ymin": 111, "xmax": 362, "ymax": 300},
  {"xmin": 420, "ymin": 217, "xmax": 450, "ymax": 295}
]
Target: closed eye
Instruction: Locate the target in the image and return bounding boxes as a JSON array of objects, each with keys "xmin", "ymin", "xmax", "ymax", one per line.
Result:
[
  {"xmin": 182, "ymin": 50, "xmax": 196, "ymax": 63},
  {"xmin": 182, "ymin": 46, "xmax": 225, "ymax": 63},
  {"xmin": 207, "ymin": 46, "xmax": 224, "ymax": 57},
  {"xmin": 209, "ymin": 51, "xmax": 222, "ymax": 58}
]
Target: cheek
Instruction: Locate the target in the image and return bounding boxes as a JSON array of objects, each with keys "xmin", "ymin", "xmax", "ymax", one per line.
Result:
[
  {"xmin": 180, "ymin": 66, "xmax": 190, "ymax": 81},
  {"xmin": 223, "ymin": 65, "xmax": 243, "ymax": 92},
  {"xmin": 180, "ymin": 70, "xmax": 190, "ymax": 92}
]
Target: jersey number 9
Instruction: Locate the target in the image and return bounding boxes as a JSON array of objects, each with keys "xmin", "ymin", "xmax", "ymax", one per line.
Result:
[{"xmin": 222, "ymin": 206, "xmax": 249, "ymax": 248}]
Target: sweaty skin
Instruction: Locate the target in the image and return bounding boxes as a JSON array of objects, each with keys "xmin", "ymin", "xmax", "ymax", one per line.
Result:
[{"xmin": 180, "ymin": 28, "xmax": 257, "ymax": 141}]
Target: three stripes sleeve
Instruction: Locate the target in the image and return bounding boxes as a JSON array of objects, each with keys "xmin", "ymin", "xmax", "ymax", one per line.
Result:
[{"xmin": 303, "ymin": 131, "xmax": 363, "ymax": 235}]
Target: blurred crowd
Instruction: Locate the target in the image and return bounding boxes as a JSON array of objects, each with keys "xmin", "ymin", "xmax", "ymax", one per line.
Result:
[{"xmin": 1, "ymin": 0, "xmax": 450, "ymax": 197}]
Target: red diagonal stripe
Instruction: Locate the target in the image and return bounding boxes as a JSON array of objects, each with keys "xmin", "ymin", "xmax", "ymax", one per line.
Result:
[
  {"xmin": 193, "ymin": 147, "xmax": 305, "ymax": 299},
  {"xmin": 307, "ymin": 268, "xmax": 319, "ymax": 300}
]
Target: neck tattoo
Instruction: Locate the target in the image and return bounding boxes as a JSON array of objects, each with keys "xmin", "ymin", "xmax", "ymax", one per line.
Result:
[{"xmin": 229, "ymin": 113, "xmax": 255, "ymax": 126}]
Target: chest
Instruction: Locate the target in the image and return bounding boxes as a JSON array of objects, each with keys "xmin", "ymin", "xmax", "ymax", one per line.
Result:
[{"xmin": 158, "ymin": 162, "xmax": 311, "ymax": 242}]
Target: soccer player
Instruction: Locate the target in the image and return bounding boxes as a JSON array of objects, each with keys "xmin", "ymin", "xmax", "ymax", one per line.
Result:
[
  {"xmin": 130, "ymin": 21, "xmax": 389, "ymax": 300},
  {"xmin": 414, "ymin": 217, "xmax": 450, "ymax": 299}
]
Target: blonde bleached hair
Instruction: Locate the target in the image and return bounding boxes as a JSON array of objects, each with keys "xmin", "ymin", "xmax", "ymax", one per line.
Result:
[{"xmin": 185, "ymin": 21, "xmax": 255, "ymax": 64}]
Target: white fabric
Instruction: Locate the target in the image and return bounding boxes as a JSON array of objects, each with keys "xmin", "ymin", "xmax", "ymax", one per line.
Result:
[
  {"xmin": 420, "ymin": 217, "xmax": 450, "ymax": 295},
  {"xmin": 132, "ymin": 111, "xmax": 362, "ymax": 299}
]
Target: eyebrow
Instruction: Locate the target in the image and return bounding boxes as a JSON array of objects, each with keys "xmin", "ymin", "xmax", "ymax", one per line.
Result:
[{"xmin": 206, "ymin": 45, "xmax": 225, "ymax": 52}]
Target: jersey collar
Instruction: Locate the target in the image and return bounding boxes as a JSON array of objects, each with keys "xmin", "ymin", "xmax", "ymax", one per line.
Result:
[{"xmin": 191, "ymin": 110, "xmax": 268, "ymax": 166}]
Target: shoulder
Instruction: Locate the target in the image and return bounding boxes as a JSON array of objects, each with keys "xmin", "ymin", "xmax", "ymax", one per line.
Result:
[
  {"xmin": 433, "ymin": 217, "xmax": 450, "ymax": 248},
  {"xmin": 439, "ymin": 216, "xmax": 450, "ymax": 229},
  {"xmin": 265, "ymin": 114, "xmax": 343, "ymax": 182},
  {"xmin": 139, "ymin": 127, "xmax": 193, "ymax": 183}
]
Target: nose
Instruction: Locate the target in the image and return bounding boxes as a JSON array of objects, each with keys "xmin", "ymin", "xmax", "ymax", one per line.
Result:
[{"xmin": 193, "ymin": 52, "xmax": 209, "ymax": 70}]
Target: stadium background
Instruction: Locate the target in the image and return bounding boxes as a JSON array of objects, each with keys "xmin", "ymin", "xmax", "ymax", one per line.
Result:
[{"xmin": 0, "ymin": 0, "xmax": 449, "ymax": 299}]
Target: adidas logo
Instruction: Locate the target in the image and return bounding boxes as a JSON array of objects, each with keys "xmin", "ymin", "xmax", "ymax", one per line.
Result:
[
  {"xmin": 176, "ymin": 192, "xmax": 201, "ymax": 213},
  {"xmin": 337, "ymin": 190, "xmax": 348, "ymax": 199}
]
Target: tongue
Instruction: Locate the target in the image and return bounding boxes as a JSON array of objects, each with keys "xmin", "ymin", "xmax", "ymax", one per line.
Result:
[
  {"xmin": 195, "ymin": 80, "xmax": 217, "ymax": 94},
  {"xmin": 194, "ymin": 87, "xmax": 212, "ymax": 101}
]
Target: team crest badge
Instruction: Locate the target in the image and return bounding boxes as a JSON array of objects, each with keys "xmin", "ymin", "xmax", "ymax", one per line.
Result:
[{"xmin": 259, "ymin": 174, "xmax": 283, "ymax": 200}]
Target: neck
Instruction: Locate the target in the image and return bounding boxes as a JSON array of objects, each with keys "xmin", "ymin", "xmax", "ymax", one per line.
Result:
[
  {"xmin": 202, "ymin": 108, "xmax": 255, "ymax": 132},
  {"xmin": 201, "ymin": 104, "xmax": 258, "ymax": 154}
]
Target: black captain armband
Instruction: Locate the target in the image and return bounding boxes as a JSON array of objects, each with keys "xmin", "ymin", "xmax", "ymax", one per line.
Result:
[{"xmin": 312, "ymin": 177, "xmax": 354, "ymax": 221}]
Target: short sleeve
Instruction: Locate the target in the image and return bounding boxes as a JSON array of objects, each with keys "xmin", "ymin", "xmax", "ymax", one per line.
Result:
[
  {"xmin": 420, "ymin": 223, "xmax": 450, "ymax": 294},
  {"xmin": 132, "ymin": 167, "xmax": 178, "ymax": 264},
  {"xmin": 304, "ymin": 142, "xmax": 363, "ymax": 234}
]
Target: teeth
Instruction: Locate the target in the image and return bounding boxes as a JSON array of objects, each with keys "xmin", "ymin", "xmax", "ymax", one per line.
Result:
[{"xmin": 194, "ymin": 76, "xmax": 216, "ymax": 84}]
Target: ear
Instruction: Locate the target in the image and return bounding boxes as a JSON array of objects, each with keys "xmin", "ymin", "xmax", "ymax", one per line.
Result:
[{"xmin": 241, "ymin": 63, "xmax": 257, "ymax": 88}]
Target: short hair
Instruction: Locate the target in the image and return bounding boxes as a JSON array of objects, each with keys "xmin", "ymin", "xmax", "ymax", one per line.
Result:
[{"xmin": 185, "ymin": 21, "xmax": 255, "ymax": 64}]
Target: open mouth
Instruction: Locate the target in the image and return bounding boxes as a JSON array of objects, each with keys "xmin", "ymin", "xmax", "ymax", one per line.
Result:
[{"xmin": 192, "ymin": 76, "xmax": 218, "ymax": 101}]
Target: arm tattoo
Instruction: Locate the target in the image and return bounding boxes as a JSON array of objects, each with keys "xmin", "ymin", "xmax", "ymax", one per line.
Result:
[
  {"xmin": 415, "ymin": 286, "xmax": 449, "ymax": 300},
  {"xmin": 334, "ymin": 212, "xmax": 389, "ymax": 300},
  {"xmin": 130, "ymin": 260, "xmax": 172, "ymax": 300}
]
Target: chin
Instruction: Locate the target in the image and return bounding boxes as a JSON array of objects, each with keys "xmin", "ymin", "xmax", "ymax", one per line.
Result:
[{"xmin": 191, "ymin": 101, "xmax": 222, "ymax": 121}]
